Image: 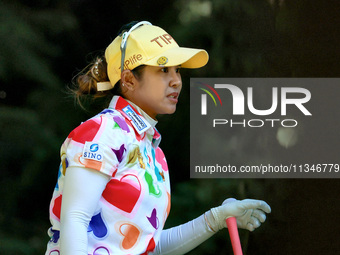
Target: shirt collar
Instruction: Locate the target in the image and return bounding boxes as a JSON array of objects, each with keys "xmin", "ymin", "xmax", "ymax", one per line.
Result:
[{"xmin": 109, "ymin": 96, "xmax": 162, "ymax": 145}]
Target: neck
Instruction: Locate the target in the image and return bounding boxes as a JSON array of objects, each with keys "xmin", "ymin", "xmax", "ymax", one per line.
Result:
[{"xmin": 125, "ymin": 99, "xmax": 158, "ymax": 128}]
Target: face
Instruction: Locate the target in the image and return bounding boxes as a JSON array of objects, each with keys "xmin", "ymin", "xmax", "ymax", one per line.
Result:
[{"xmin": 126, "ymin": 65, "xmax": 182, "ymax": 119}]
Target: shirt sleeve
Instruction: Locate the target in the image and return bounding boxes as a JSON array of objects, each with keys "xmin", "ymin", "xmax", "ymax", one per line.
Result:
[
  {"xmin": 60, "ymin": 166, "xmax": 110, "ymax": 255},
  {"xmin": 62, "ymin": 115, "xmax": 129, "ymax": 177},
  {"xmin": 150, "ymin": 214, "xmax": 216, "ymax": 255}
]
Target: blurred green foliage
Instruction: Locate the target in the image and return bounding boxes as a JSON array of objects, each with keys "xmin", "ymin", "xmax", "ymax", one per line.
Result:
[{"xmin": 1, "ymin": 0, "xmax": 340, "ymax": 254}]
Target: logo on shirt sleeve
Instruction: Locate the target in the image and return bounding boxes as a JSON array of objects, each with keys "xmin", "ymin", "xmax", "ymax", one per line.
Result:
[{"xmin": 82, "ymin": 142, "xmax": 103, "ymax": 162}]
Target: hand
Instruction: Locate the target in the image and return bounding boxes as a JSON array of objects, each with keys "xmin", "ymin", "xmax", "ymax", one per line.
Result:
[{"xmin": 207, "ymin": 198, "xmax": 271, "ymax": 232}]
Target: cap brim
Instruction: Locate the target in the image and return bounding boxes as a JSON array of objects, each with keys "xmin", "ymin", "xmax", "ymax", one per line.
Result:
[{"xmin": 144, "ymin": 47, "xmax": 209, "ymax": 69}]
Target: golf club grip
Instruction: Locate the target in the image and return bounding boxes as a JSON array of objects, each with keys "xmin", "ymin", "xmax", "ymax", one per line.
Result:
[{"xmin": 226, "ymin": 217, "xmax": 243, "ymax": 255}]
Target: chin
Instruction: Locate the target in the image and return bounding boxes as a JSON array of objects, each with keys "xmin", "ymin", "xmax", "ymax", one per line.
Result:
[
  {"xmin": 162, "ymin": 108, "xmax": 177, "ymax": 115},
  {"xmin": 168, "ymin": 107, "xmax": 177, "ymax": 114}
]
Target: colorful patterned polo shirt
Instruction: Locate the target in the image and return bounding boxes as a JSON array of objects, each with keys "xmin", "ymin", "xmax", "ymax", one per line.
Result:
[{"xmin": 46, "ymin": 96, "xmax": 171, "ymax": 255}]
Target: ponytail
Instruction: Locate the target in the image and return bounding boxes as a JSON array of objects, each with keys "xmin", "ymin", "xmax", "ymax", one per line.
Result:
[{"xmin": 71, "ymin": 56, "xmax": 122, "ymax": 109}]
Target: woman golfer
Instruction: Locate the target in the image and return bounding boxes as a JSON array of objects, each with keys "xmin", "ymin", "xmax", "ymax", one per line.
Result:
[{"xmin": 45, "ymin": 21, "xmax": 271, "ymax": 255}]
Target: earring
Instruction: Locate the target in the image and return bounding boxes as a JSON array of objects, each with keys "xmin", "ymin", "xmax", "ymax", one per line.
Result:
[{"xmin": 122, "ymin": 83, "xmax": 125, "ymax": 87}]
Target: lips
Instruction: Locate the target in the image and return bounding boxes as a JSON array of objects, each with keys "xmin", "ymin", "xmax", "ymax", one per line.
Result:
[
  {"xmin": 167, "ymin": 92, "xmax": 179, "ymax": 102},
  {"xmin": 167, "ymin": 92, "xmax": 178, "ymax": 98}
]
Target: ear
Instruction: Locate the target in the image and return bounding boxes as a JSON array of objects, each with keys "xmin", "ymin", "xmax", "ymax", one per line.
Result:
[{"xmin": 121, "ymin": 70, "xmax": 138, "ymax": 91}]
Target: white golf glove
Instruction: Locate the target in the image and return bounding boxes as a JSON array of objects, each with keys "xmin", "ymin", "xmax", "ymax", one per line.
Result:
[{"xmin": 206, "ymin": 198, "xmax": 271, "ymax": 232}]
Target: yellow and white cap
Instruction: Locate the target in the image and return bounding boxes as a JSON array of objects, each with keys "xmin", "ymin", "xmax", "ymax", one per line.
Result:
[{"xmin": 97, "ymin": 21, "xmax": 209, "ymax": 91}]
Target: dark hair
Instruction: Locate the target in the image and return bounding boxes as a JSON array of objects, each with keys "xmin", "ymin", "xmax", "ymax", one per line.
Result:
[
  {"xmin": 71, "ymin": 56, "xmax": 146, "ymax": 109},
  {"xmin": 117, "ymin": 21, "xmax": 140, "ymax": 36}
]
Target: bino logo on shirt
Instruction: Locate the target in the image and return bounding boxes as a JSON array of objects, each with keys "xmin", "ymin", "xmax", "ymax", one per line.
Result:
[{"xmin": 83, "ymin": 142, "xmax": 103, "ymax": 162}]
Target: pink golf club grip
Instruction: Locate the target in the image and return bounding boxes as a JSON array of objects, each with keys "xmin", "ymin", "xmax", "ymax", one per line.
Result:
[{"xmin": 226, "ymin": 217, "xmax": 243, "ymax": 255}]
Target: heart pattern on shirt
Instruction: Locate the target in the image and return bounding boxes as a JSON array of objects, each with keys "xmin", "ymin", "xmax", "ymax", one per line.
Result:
[
  {"xmin": 102, "ymin": 174, "xmax": 141, "ymax": 213},
  {"xmin": 52, "ymin": 194, "xmax": 62, "ymax": 220},
  {"xmin": 147, "ymin": 208, "xmax": 159, "ymax": 229},
  {"xmin": 88, "ymin": 212, "xmax": 108, "ymax": 238},
  {"xmin": 119, "ymin": 223, "xmax": 141, "ymax": 250},
  {"xmin": 93, "ymin": 246, "xmax": 110, "ymax": 255}
]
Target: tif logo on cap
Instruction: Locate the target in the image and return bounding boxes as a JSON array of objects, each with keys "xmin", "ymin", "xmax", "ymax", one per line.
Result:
[{"xmin": 150, "ymin": 34, "xmax": 175, "ymax": 47}]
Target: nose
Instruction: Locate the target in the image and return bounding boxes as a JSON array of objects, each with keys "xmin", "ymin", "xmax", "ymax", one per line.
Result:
[{"xmin": 169, "ymin": 68, "xmax": 182, "ymax": 88}]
